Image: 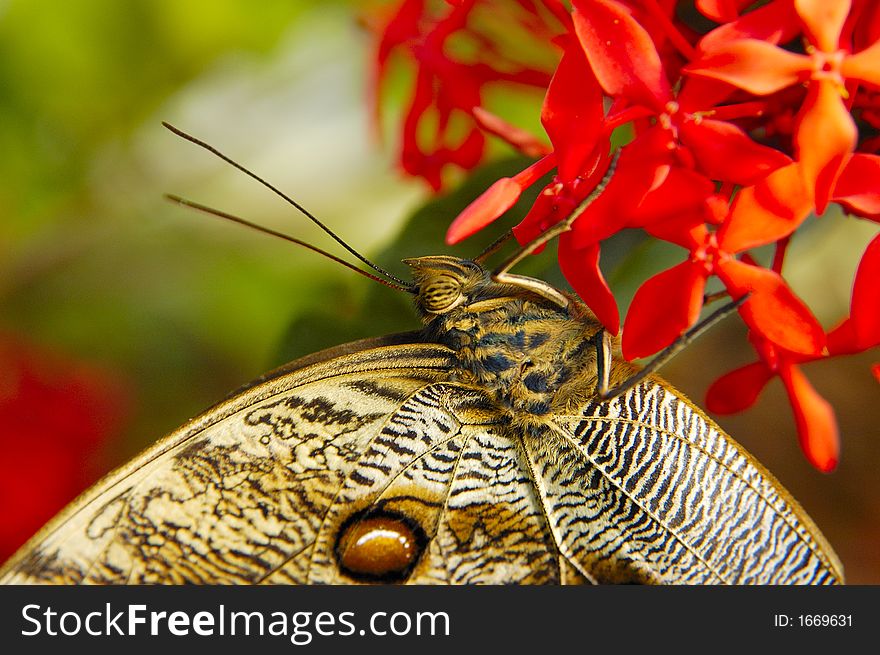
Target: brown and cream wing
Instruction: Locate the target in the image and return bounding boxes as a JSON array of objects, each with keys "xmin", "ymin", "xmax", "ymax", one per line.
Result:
[
  {"xmin": 0, "ymin": 340, "xmax": 575, "ymax": 585},
  {"xmin": 524, "ymin": 379, "xmax": 844, "ymax": 584},
  {"xmin": 0, "ymin": 341, "xmax": 449, "ymax": 584}
]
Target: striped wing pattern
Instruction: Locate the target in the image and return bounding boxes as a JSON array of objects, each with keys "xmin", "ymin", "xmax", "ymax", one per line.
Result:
[
  {"xmin": 0, "ymin": 344, "xmax": 573, "ymax": 584},
  {"xmin": 0, "ymin": 342, "xmax": 840, "ymax": 584},
  {"xmin": 532, "ymin": 381, "xmax": 840, "ymax": 584},
  {"xmin": 304, "ymin": 383, "xmax": 567, "ymax": 584}
]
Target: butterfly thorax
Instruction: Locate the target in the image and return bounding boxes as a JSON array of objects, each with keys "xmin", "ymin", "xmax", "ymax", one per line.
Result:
[{"xmin": 405, "ymin": 255, "xmax": 634, "ymax": 432}]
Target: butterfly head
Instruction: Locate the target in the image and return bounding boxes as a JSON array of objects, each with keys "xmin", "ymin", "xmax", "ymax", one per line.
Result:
[{"xmin": 403, "ymin": 255, "xmax": 488, "ymax": 317}]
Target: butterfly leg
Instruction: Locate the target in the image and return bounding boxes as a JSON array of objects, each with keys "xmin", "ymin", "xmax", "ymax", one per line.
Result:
[
  {"xmin": 593, "ymin": 328, "xmax": 613, "ymax": 399},
  {"xmin": 487, "ymin": 152, "xmax": 621, "ymax": 308},
  {"xmin": 491, "ymin": 271, "xmax": 571, "ymax": 308},
  {"xmin": 595, "ymin": 296, "xmax": 747, "ymax": 401}
]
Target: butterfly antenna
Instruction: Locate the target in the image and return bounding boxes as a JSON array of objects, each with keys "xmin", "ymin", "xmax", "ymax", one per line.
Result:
[
  {"xmin": 166, "ymin": 194, "xmax": 416, "ymax": 294},
  {"xmin": 473, "ymin": 230, "xmax": 514, "ymax": 265},
  {"xmin": 163, "ymin": 122, "xmax": 411, "ymax": 288}
]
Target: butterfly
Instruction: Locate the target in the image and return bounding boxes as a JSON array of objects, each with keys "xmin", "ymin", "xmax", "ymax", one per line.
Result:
[{"xmin": 0, "ymin": 127, "xmax": 844, "ymax": 585}]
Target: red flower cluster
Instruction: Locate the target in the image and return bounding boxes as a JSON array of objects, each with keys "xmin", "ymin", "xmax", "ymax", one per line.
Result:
[
  {"xmin": 371, "ymin": 0, "xmax": 557, "ymax": 190},
  {"xmin": 371, "ymin": 0, "xmax": 880, "ymax": 472},
  {"xmin": 0, "ymin": 334, "xmax": 129, "ymax": 562}
]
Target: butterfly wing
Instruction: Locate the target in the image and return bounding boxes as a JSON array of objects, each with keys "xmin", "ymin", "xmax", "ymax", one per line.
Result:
[
  {"xmin": 524, "ymin": 379, "xmax": 844, "ymax": 584},
  {"xmin": 0, "ymin": 337, "xmax": 843, "ymax": 585},
  {"xmin": 0, "ymin": 338, "xmax": 443, "ymax": 583},
  {"xmin": 0, "ymin": 337, "xmax": 575, "ymax": 584},
  {"xmin": 303, "ymin": 382, "xmax": 577, "ymax": 584}
]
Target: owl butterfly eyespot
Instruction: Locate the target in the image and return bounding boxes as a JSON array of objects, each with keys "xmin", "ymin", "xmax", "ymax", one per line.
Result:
[
  {"xmin": 336, "ymin": 509, "xmax": 427, "ymax": 582},
  {"xmin": 0, "ymin": 129, "xmax": 844, "ymax": 586}
]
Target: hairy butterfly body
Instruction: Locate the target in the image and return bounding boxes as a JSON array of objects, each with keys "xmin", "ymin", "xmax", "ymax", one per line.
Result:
[{"xmin": 0, "ymin": 254, "xmax": 843, "ymax": 584}]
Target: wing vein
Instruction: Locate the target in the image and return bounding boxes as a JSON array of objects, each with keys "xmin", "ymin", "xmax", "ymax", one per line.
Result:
[
  {"xmin": 517, "ymin": 431, "xmax": 599, "ymax": 585},
  {"xmin": 545, "ymin": 418, "xmax": 730, "ymax": 584},
  {"xmin": 564, "ymin": 411, "xmax": 828, "ymax": 564}
]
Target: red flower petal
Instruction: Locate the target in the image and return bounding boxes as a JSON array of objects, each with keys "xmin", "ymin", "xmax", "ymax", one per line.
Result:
[
  {"xmin": 400, "ymin": 68, "xmax": 442, "ymax": 188},
  {"xmin": 631, "ymin": 166, "xmax": 717, "ymax": 223},
  {"xmin": 794, "ymin": 80, "xmax": 857, "ymax": 213},
  {"xmin": 685, "ymin": 39, "xmax": 808, "ymax": 95},
  {"xmin": 444, "ymin": 128, "xmax": 486, "ymax": 170},
  {"xmin": 851, "ymin": 1, "xmax": 880, "ymax": 50},
  {"xmin": 374, "ymin": 0, "xmax": 425, "ymax": 95},
  {"xmin": 842, "ymin": 37, "xmax": 880, "ymax": 86},
  {"xmin": 448, "ymin": 155, "xmax": 557, "ymax": 244},
  {"xmin": 0, "ymin": 335, "xmax": 129, "ymax": 561},
  {"xmin": 680, "ymin": 119, "xmax": 791, "ymax": 185},
  {"xmin": 794, "ymin": 0, "xmax": 850, "ymax": 53},
  {"xmin": 705, "ymin": 361, "xmax": 774, "ymax": 413},
  {"xmin": 872, "ymin": 363, "xmax": 880, "ymax": 382},
  {"xmin": 375, "ymin": 0, "xmax": 424, "ymax": 67},
  {"xmin": 716, "ymin": 258, "xmax": 826, "ymax": 355},
  {"xmin": 644, "ymin": 211, "xmax": 710, "ymax": 250},
  {"xmin": 512, "ymin": 182, "xmax": 564, "ymax": 246},
  {"xmin": 622, "ymin": 260, "xmax": 708, "ymax": 360},
  {"xmin": 698, "ymin": 0, "xmax": 800, "ymax": 51},
  {"xmin": 541, "ymin": 37, "xmax": 605, "ymax": 184},
  {"xmin": 719, "ymin": 162, "xmax": 813, "ymax": 252},
  {"xmin": 678, "ymin": 75, "xmax": 738, "ymax": 111},
  {"xmin": 566, "ymin": 133, "xmax": 673, "ymax": 250},
  {"xmin": 827, "ymin": 317, "xmax": 858, "ymax": 354},
  {"xmin": 571, "ymin": 0, "xmax": 671, "ymax": 111},
  {"xmin": 446, "ymin": 177, "xmax": 522, "ymax": 244},
  {"xmin": 695, "ymin": 0, "xmax": 752, "ymax": 23},
  {"xmin": 563, "ymin": 176, "xmax": 632, "ymax": 250},
  {"xmin": 779, "ymin": 363, "xmax": 839, "ymax": 472},
  {"xmin": 850, "ymin": 232, "xmax": 880, "ymax": 347},
  {"xmin": 472, "ymin": 107, "xmax": 550, "ymax": 157},
  {"xmin": 559, "ymin": 236, "xmax": 620, "ymax": 334},
  {"xmin": 833, "ymin": 153, "xmax": 880, "ymax": 217},
  {"xmin": 374, "ymin": 0, "xmax": 558, "ymax": 191}
]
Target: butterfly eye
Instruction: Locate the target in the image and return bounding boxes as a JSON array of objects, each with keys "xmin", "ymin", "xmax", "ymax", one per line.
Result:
[
  {"xmin": 336, "ymin": 510, "xmax": 426, "ymax": 583},
  {"xmin": 421, "ymin": 274, "xmax": 465, "ymax": 313}
]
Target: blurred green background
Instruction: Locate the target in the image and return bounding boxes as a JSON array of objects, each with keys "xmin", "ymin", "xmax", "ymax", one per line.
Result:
[{"xmin": 0, "ymin": 0, "xmax": 877, "ymax": 582}]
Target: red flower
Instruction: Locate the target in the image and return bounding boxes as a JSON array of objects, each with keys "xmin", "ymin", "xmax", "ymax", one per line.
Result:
[
  {"xmin": 449, "ymin": 0, "xmax": 803, "ymax": 347},
  {"xmin": 833, "ymin": 152, "xmax": 880, "ymax": 219},
  {"xmin": 686, "ymin": 0, "xmax": 880, "ymax": 211},
  {"xmin": 707, "ymin": 232, "xmax": 880, "ymax": 471},
  {"xmin": 0, "ymin": 334, "xmax": 129, "ymax": 561},
  {"xmin": 371, "ymin": 0, "xmax": 880, "ymax": 470},
  {"xmin": 696, "ymin": 0, "xmax": 774, "ymax": 25},
  {"xmin": 371, "ymin": 0, "xmax": 558, "ymax": 190},
  {"xmin": 625, "ymin": 159, "xmax": 824, "ymax": 357},
  {"xmin": 827, "ymin": 232, "xmax": 880, "ymax": 355},
  {"xmin": 706, "ymin": 338, "xmax": 840, "ymax": 472}
]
